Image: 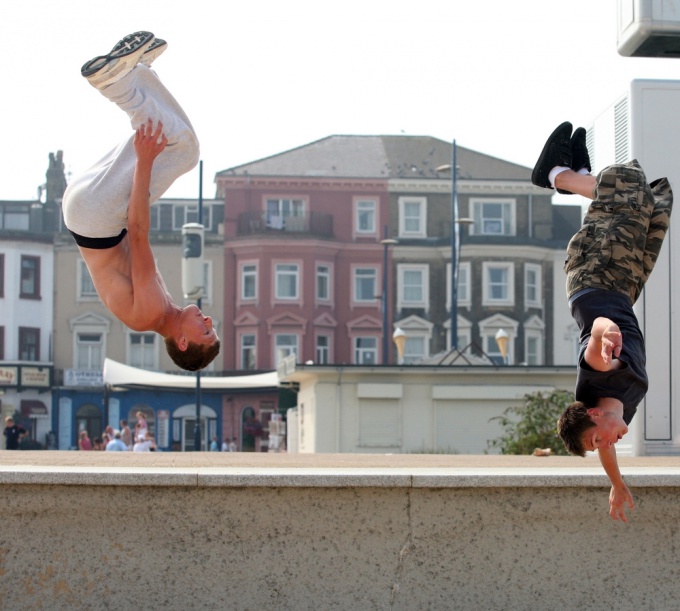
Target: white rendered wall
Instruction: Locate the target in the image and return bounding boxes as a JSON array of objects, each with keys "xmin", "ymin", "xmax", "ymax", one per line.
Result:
[{"xmin": 589, "ymin": 79, "xmax": 680, "ymax": 454}]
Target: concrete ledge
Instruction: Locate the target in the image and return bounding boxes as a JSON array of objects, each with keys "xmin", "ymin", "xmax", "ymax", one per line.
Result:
[
  {"xmin": 2, "ymin": 453, "xmax": 680, "ymax": 609},
  {"xmin": 3, "ymin": 464, "xmax": 680, "ymax": 488}
]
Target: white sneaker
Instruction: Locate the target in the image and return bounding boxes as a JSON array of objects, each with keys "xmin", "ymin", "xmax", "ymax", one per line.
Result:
[
  {"xmin": 140, "ymin": 38, "xmax": 167, "ymax": 67},
  {"xmin": 81, "ymin": 31, "xmax": 155, "ymax": 90}
]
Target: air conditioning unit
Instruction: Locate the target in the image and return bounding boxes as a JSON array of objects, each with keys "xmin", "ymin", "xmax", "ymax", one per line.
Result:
[{"xmin": 617, "ymin": 0, "xmax": 680, "ymax": 57}]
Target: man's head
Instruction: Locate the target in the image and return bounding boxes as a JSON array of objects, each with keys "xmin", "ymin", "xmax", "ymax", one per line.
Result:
[
  {"xmin": 558, "ymin": 400, "xmax": 629, "ymax": 456},
  {"xmin": 164, "ymin": 304, "xmax": 221, "ymax": 371}
]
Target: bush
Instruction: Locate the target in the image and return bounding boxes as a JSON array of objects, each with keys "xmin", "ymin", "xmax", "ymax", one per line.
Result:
[{"xmin": 486, "ymin": 389, "xmax": 574, "ymax": 456}]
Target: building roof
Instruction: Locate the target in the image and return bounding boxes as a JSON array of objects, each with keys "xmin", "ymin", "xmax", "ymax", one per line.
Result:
[{"xmin": 216, "ymin": 135, "xmax": 531, "ymax": 181}]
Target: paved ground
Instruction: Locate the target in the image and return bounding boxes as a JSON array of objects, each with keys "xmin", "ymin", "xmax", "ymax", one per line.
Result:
[{"xmin": 1, "ymin": 450, "xmax": 679, "ymax": 469}]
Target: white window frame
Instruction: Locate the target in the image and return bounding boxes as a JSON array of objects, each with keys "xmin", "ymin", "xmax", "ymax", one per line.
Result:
[
  {"xmin": 446, "ymin": 261, "xmax": 471, "ymax": 310},
  {"xmin": 479, "ymin": 316, "xmax": 518, "ymax": 365},
  {"xmin": 265, "ymin": 197, "xmax": 305, "ymax": 227},
  {"xmin": 524, "ymin": 263, "xmax": 542, "ymax": 308},
  {"xmin": 470, "ymin": 198, "xmax": 516, "ymax": 236},
  {"xmin": 173, "ymin": 204, "xmax": 212, "ymax": 231},
  {"xmin": 316, "ymin": 264, "xmax": 332, "ymax": 302},
  {"xmin": 75, "ymin": 332, "xmax": 104, "ymax": 370},
  {"xmin": 444, "ymin": 315, "xmax": 472, "ymax": 353},
  {"xmin": 398, "ymin": 196, "xmax": 427, "ymax": 238},
  {"xmin": 353, "ymin": 336, "xmax": 379, "ymax": 364},
  {"xmin": 127, "ymin": 331, "xmax": 159, "ymax": 370},
  {"xmin": 354, "ymin": 198, "xmax": 378, "ymax": 236},
  {"xmin": 482, "ymin": 262, "xmax": 515, "ymax": 306},
  {"xmin": 77, "ymin": 259, "xmax": 98, "ymax": 302},
  {"xmin": 525, "ymin": 332, "xmax": 543, "ymax": 365},
  {"xmin": 275, "ymin": 262, "xmax": 300, "ymax": 301},
  {"xmin": 353, "ymin": 267, "xmax": 379, "ymax": 304},
  {"xmin": 274, "ymin": 333, "xmax": 299, "ymax": 365},
  {"xmin": 71, "ymin": 314, "xmax": 110, "ymax": 371},
  {"xmin": 397, "ymin": 264, "xmax": 429, "ymax": 310},
  {"xmin": 315, "ymin": 334, "xmax": 331, "ymax": 364},
  {"xmin": 240, "ymin": 333, "xmax": 257, "ymax": 370},
  {"xmin": 523, "ymin": 315, "xmax": 545, "ymax": 366},
  {"xmin": 403, "ymin": 336, "xmax": 427, "ymax": 364},
  {"xmin": 240, "ymin": 262, "xmax": 258, "ymax": 301}
]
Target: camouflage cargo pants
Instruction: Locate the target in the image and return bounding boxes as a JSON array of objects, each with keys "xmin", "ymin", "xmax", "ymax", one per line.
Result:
[{"xmin": 564, "ymin": 160, "xmax": 673, "ymax": 304}]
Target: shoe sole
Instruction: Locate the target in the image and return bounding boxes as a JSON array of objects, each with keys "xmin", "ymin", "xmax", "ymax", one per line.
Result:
[
  {"xmin": 81, "ymin": 31, "xmax": 155, "ymax": 88},
  {"xmin": 140, "ymin": 38, "xmax": 167, "ymax": 67},
  {"xmin": 531, "ymin": 121, "xmax": 572, "ymax": 189}
]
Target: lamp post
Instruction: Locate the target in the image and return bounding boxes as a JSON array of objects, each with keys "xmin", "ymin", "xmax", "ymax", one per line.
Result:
[
  {"xmin": 436, "ymin": 142, "xmax": 474, "ymax": 351},
  {"xmin": 380, "ymin": 229, "xmax": 398, "ymax": 365},
  {"xmin": 195, "ymin": 160, "xmax": 204, "ymax": 451}
]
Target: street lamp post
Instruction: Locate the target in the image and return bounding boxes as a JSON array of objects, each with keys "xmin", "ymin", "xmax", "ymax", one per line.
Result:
[
  {"xmin": 195, "ymin": 160, "xmax": 204, "ymax": 451},
  {"xmin": 380, "ymin": 229, "xmax": 398, "ymax": 365},
  {"xmin": 437, "ymin": 142, "xmax": 474, "ymax": 351}
]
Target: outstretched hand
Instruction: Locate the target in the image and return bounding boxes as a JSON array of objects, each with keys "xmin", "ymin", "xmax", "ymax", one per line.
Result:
[
  {"xmin": 609, "ymin": 482, "xmax": 634, "ymax": 522},
  {"xmin": 133, "ymin": 118, "xmax": 167, "ymax": 163}
]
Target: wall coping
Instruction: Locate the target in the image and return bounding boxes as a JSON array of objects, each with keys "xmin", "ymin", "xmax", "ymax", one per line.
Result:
[{"xmin": 3, "ymin": 464, "xmax": 680, "ymax": 488}]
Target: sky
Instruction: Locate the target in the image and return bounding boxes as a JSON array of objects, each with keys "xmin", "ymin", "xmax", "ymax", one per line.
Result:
[{"xmin": 2, "ymin": 0, "xmax": 679, "ymax": 203}]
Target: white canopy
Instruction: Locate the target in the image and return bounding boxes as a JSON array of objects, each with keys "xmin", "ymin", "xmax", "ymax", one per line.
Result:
[{"xmin": 102, "ymin": 358, "xmax": 279, "ymax": 390}]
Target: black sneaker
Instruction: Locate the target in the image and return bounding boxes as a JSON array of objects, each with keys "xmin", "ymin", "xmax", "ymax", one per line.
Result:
[
  {"xmin": 81, "ymin": 31, "xmax": 155, "ymax": 89},
  {"xmin": 531, "ymin": 121, "xmax": 572, "ymax": 189},
  {"xmin": 557, "ymin": 127, "xmax": 592, "ymax": 194},
  {"xmin": 570, "ymin": 127, "xmax": 591, "ymax": 173}
]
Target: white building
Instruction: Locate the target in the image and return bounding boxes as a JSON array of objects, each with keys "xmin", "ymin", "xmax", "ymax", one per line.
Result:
[
  {"xmin": 587, "ymin": 78, "xmax": 680, "ymax": 455},
  {"xmin": 0, "ymin": 233, "xmax": 54, "ymax": 446}
]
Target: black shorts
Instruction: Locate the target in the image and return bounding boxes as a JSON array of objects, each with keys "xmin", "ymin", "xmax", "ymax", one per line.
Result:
[{"xmin": 69, "ymin": 228, "xmax": 127, "ymax": 249}]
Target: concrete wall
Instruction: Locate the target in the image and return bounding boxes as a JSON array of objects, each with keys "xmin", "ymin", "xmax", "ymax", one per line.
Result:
[{"xmin": 2, "ymin": 455, "xmax": 680, "ymax": 610}]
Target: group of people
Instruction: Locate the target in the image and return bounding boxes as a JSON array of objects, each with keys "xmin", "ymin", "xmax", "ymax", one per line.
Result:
[
  {"xmin": 78, "ymin": 412, "xmax": 156, "ymax": 452},
  {"xmin": 210, "ymin": 436, "xmax": 239, "ymax": 452}
]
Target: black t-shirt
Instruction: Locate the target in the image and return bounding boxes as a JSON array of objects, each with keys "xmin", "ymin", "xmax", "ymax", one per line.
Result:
[
  {"xmin": 4, "ymin": 424, "xmax": 26, "ymax": 450},
  {"xmin": 571, "ymin": 289, "xmax": 647, "ymax": 424}
]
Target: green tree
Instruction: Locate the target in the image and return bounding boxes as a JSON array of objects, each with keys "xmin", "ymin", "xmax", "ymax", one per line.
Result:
[{"xmin": 487, "ymin": 389, "xmax": 574, "ymax": 455}]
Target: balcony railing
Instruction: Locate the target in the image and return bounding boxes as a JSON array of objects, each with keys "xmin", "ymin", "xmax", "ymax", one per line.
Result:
[{"xmin": 237, "ymin": 211, "xmax": 333, "ymax": 238}]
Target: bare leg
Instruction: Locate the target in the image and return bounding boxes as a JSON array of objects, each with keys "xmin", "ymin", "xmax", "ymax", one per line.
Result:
[{"xmin": 554, "ymin": 170, "xmax": 597, "ymax": 199}]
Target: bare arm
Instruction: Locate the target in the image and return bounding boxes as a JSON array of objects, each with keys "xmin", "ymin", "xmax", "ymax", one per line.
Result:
[
  {"xmin": 598, "ymin": 445, "xmax": 634, "ymax": 522},
  {"xmin": 128, "ymin": 118, "xmax": 167, "ymax": 270},
  {"xmin": 584, "ymin": 317, "xmax": 622, "ymax": 372},
  {"xmin": 123, "ymin": 119, "xmax": 169, "ymax": 325}
]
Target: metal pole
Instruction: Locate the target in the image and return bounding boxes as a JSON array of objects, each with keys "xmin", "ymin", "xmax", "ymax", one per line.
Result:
[
  {"xmin": 194, "ymin": 160, "xmax": 203, "ymax": 451},
  {"xmin": 382, "ymin": 225, "xmax": 389, "ymax": 364},
  {"xmin": 450, "ymin": 140, "xmax": 458, "ymax": 350}
]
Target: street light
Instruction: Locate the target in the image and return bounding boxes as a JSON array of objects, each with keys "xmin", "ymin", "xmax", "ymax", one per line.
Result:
[
  {"xmin": 436, "ymin": 142, "xmax": 474, "ymax": 351},
  {"xmin": 381, "ymin": 230, "xmax": 398, "ymax": 365}
]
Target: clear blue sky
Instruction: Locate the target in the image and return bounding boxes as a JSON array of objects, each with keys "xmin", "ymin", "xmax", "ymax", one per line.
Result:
[{"xmin": 2, "ymin": 0, "xmax": 677, "ymax": 202}]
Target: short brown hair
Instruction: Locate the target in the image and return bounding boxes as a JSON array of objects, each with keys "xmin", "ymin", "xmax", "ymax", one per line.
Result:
[
  {"xmin": 165, "ymin": 337, "xmax": 221, "ymax": 371},
  {"xmin": 557, "ymin": 400, "xmax": 596, "ymax": 457}
]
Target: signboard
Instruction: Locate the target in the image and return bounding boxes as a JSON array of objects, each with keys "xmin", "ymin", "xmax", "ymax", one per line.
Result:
[
  {"xmin": 21, "ymin": 367, "xmax": 50, "ymax": 388},
  {"xmin": 0, "ymin": 367, "xmax": 18, "ymax": 386},
  {"xmin": 64, "ymin": 369, "xmax": 103, "ymax": 387}
]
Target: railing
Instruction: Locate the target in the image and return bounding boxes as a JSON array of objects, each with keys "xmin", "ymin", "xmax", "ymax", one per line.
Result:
[{"xmin": 237, "ymin": 211, "xmax": 333, "ymax": 238}]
